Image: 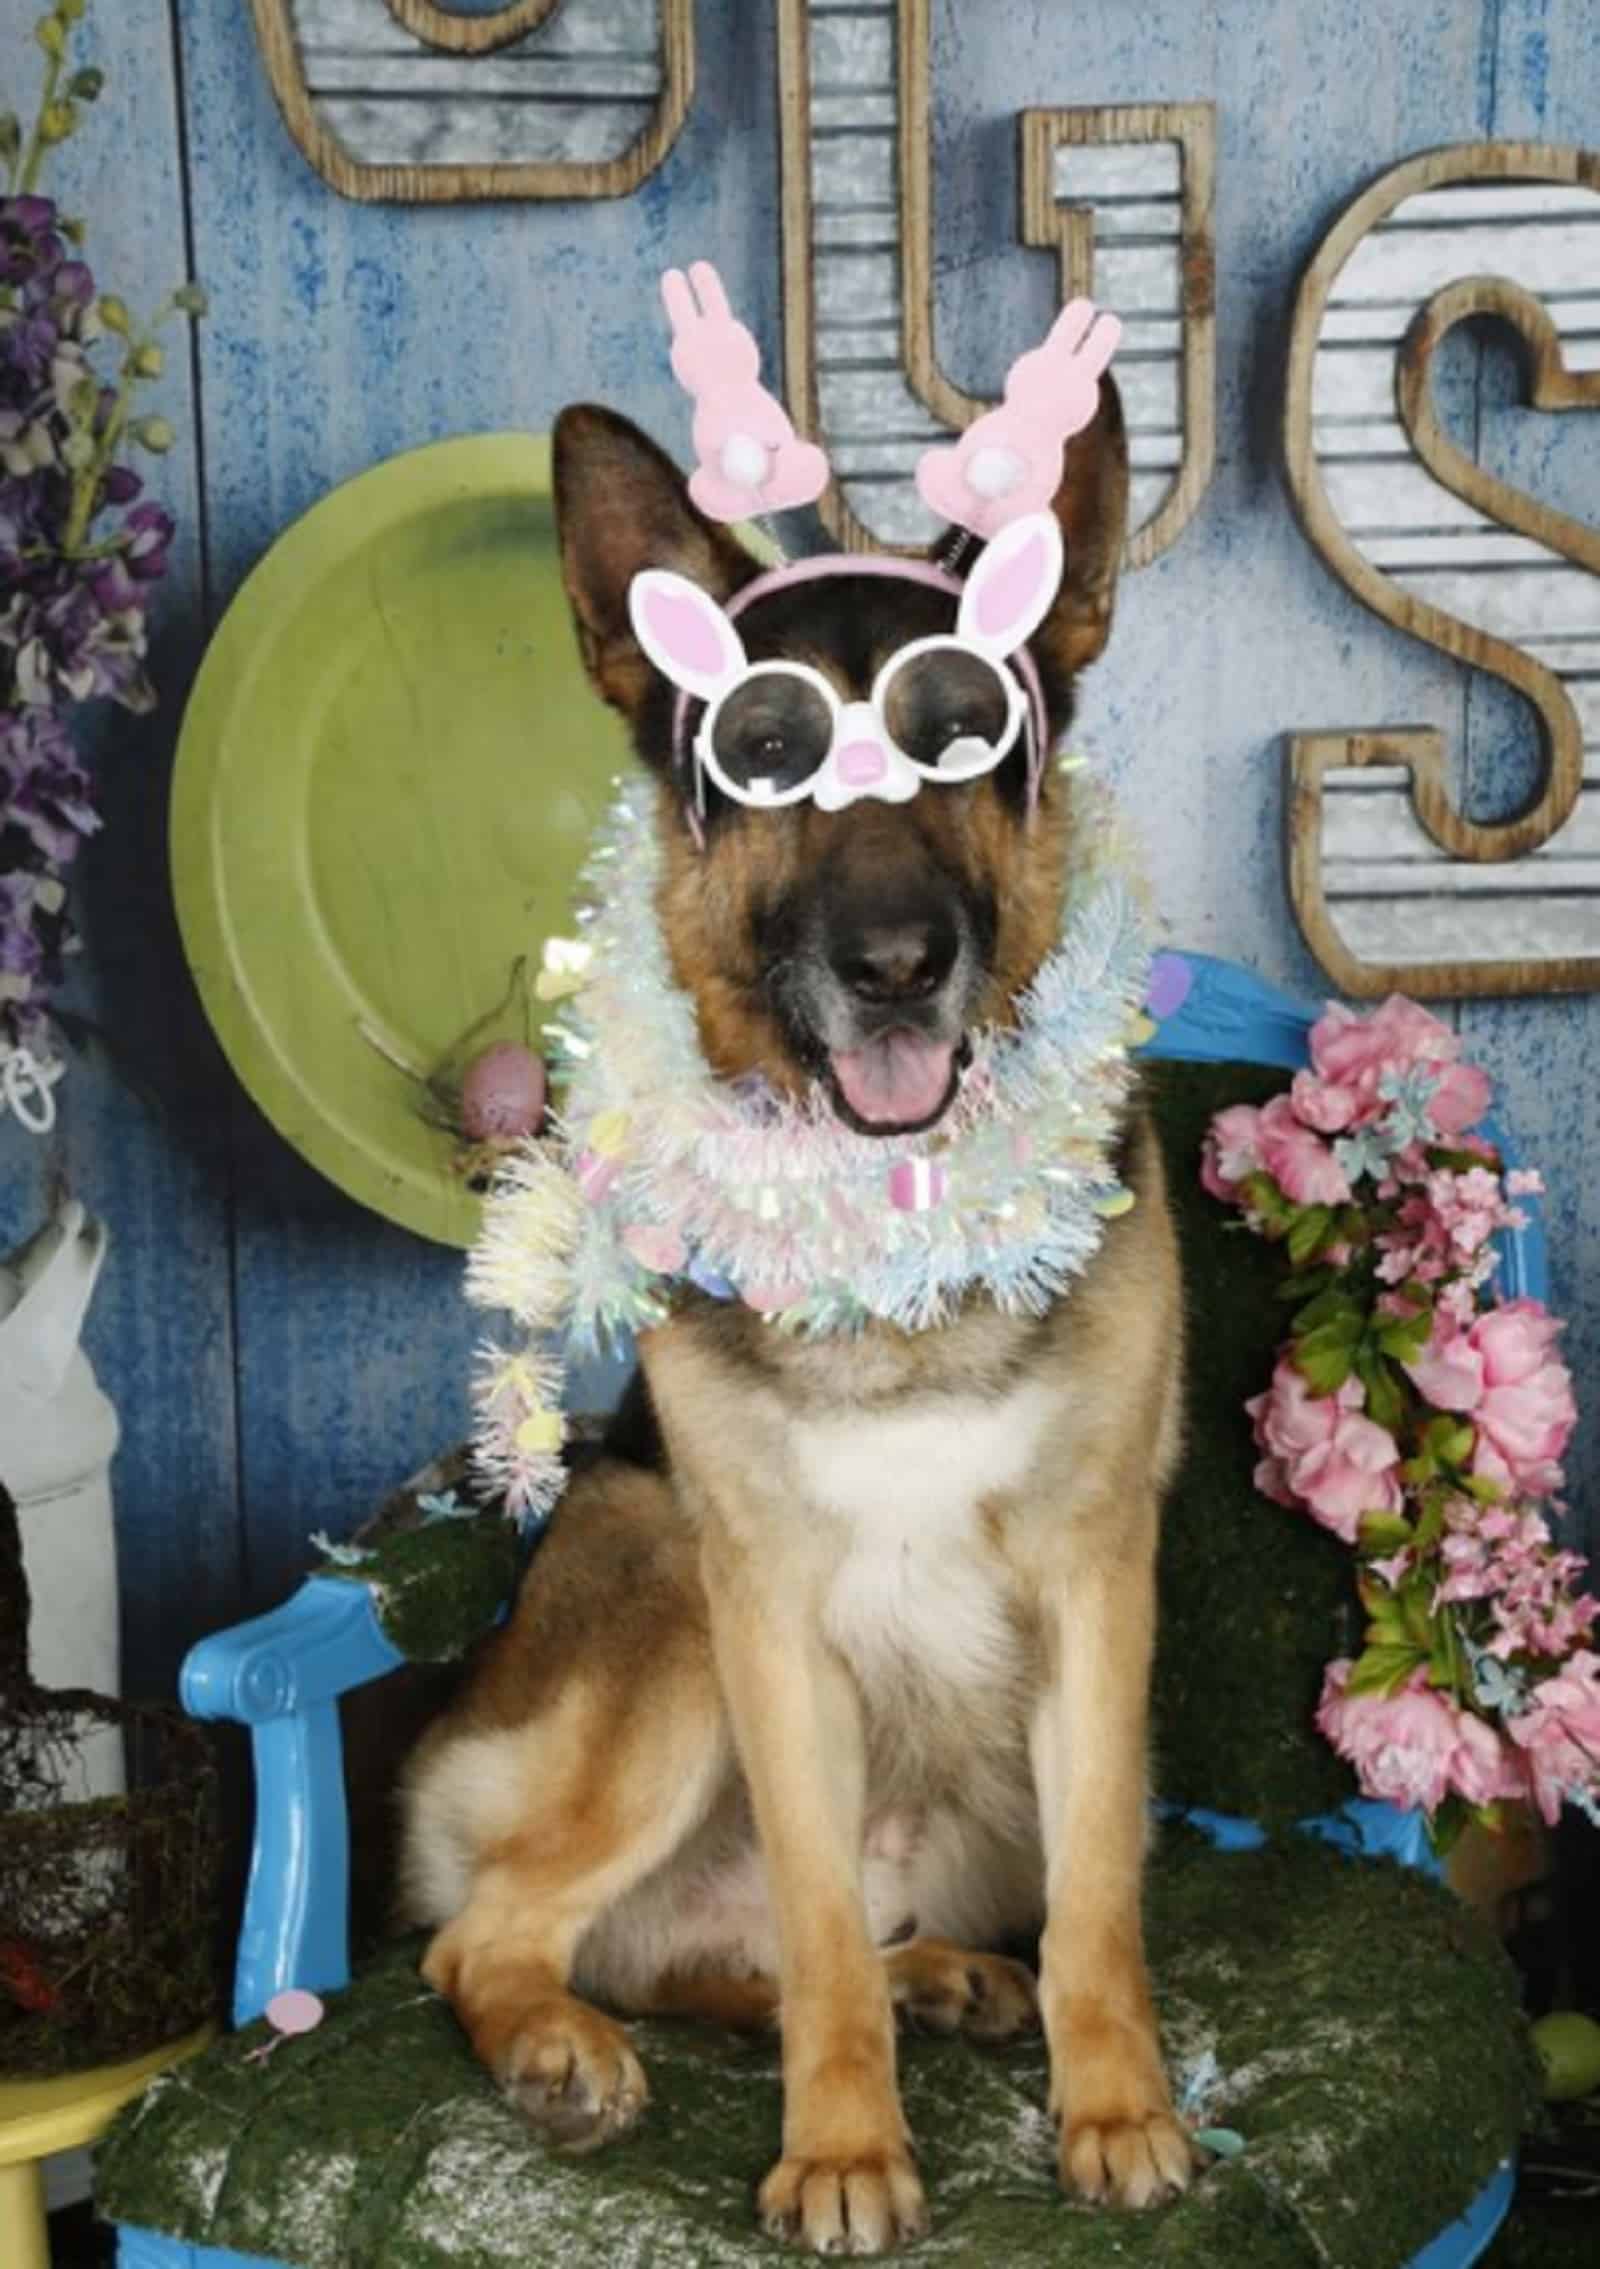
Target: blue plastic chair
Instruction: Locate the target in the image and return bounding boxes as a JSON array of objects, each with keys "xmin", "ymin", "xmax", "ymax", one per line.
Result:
[{"xmin": 112, "ymin": 954, "xmax": 1529, "ymax": 2269}]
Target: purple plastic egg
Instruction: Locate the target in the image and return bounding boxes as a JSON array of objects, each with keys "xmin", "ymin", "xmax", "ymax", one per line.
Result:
[{"xmin": 460, "ymin": 1043, "xmax": 547, "ymax": 1141}]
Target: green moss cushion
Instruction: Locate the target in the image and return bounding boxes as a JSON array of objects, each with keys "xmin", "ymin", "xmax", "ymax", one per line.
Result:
[{"xmin": 98, "ymin": 1830, "xmax": 1531, "ymax": 2269}]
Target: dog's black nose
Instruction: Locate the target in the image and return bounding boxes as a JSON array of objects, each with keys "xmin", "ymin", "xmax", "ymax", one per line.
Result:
[{"xmin": 829, "ymin": 914, "xmax": 959, "ymax": 1003}]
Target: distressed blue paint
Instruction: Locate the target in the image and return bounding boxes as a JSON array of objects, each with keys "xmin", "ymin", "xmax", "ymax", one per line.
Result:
[
  {"xmin": 0, "ymin": 0, "xmax": 239, "ymax": 1701},
  {"xmin": 1461, "ymin": 0, "xmax": 1600, "ymax": 1563},
  {"xmin": 1, "ymin": 0, "xmax": 1595, "ymax": 1731}
]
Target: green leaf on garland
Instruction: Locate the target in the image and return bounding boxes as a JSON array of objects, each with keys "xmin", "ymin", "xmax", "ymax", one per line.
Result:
[
  {"xmin": 1294, "ymin": 1310, "xmax": 1364, "ymax": 1394},
  {"xmin": 1277, "ymin": 1265, "xmax": 1335, "ymax": 1303},
  {"xmin": 1287, "ymin": 1204, "xmax": 1335, "ymax": 1265},
  {"xmin": 1361, "ymin": 1598, "xmax": 1409, "ymax": 1647},
  {"xmin": 1240, "ymin": 1171, "xmax": 1293, "ymax": 1228},
  {"xmin": 1358, "ymin": 1511, "xmax": 1413, "ymax": 1554},
  {"xmin": 1376, "ymin": 1309, "xmax": 1433, "ymax": 1362},
  {"xmin": 1295, "ymin": 1340, "xmax": 1354, "ymax": 1394},
  {"xmin": 1290, "ymin": 1285, "xmax": 1362, "ymax": 1334},
  {"xmin": 1419, "ymin": 1415, "xmax": 1476, "ymax": 1468},
  {"xmin": 1428, "ymin": 1611, "xmax": 1461, "ymax": 1694},
  {"xmin": 1412, "ymin": 1496, "xmax": 1448, "ymax": 1553},
  {"xmin": 1401, "ymin": 1583, "xmax": 1434, "ymax": 1651},
  {"xmin": 1355, "ymin": 1347, "xmax": 1406, "ymax": 1433},
  {"xmin": 1345, "ymin": 1642, "xmax": 1426, "ymax": 1698},
  {"xmin": 1429, "ymin": 1797, "xmax": 1470, "ymax": 1856}
]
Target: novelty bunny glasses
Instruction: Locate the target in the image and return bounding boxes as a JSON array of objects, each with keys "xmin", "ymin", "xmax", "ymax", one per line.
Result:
[
  {"xmin": 631, "ymin": 519, "xmax": 1058, "ymax": 815},
  {"xmin": 629, "ymin": 262, "xmax": 1119, "ymax": 825}
]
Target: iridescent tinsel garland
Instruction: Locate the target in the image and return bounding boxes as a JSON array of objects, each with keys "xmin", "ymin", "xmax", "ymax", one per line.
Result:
[{"xmin": 468, "ymin": 776, "xmax": 1151, "ymax": 1520}]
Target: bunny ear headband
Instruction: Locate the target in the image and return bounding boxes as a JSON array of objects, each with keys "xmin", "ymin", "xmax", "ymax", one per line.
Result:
[{"xmin": 628, "ymin": 260, "xmax": 1121, "ymax": 837}]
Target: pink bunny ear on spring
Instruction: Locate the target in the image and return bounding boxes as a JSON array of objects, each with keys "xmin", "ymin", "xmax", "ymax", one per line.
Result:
[
  {"xmin": 956, "ymin": 513, "xmax": 1064, "ymax": 657},
  {"xmin": 629, "ymin": 569, "xmax": 746, "ymax": 702},
  {"xmin": 660, "ymin": 260, "xmax": 829, "ymax": 521},
  {"xmin": 915, "ymin": 298, "xmax": 1122, "ymax": 541}
]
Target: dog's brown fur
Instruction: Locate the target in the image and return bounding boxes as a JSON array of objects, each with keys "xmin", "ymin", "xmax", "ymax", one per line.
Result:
[{"xmin": 401, "ymin": 384, "xmax": 1193, "ymax": 2252}]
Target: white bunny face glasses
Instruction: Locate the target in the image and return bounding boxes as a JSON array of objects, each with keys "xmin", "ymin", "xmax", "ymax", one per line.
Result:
[{"xmin": 628, "ymin": 511, "xmax": 1062, "ymax": 818}]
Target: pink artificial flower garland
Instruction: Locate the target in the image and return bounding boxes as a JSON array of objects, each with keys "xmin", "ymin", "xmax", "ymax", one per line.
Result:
[{"xmin": 1203, "ymin": 994, "xmax": 1597, "ymax": 1853}]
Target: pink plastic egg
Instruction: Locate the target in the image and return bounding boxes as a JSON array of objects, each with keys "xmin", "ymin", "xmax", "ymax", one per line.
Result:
[{"xmin": 460, "ymin": 1044, "xmax": 547, "ymax": 1141}]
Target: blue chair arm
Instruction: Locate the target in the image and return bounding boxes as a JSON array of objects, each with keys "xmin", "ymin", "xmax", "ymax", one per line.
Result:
[{"xmin": 181, "ymin": 1576, "xmax": 404, "ymax": 2026}]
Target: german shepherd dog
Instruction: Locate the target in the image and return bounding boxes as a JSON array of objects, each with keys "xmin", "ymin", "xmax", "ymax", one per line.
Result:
[{"xmin": 400, "ymin": 380, "xmax": 1193, "ymax": 2253}]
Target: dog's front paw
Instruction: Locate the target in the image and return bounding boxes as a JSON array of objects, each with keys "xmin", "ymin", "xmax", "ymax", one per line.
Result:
[
  {"xmin": 885, "ymin": 1940, "xmax": 1039, "ymax": 2040},
  {"xmin": 759, "ymin": 2152, "xmax": 929, "ymax": 2256},
  {"xmin": 1057, "ymin": 2101, "xmax": 1192, "ymax": 2210},
  {"xmin": 499, "ymin": 1996, "xmax": 648, "ymax": 2154}
]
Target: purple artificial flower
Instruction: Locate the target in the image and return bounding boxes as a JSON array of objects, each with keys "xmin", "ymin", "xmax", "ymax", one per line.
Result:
[
  {"xmin": 0, "ymin": 196, "xmax": 63, "ymax": 286},
  {"xmin": 0, "ymin": 180, "xmax": 185, "ymax": 1064}
]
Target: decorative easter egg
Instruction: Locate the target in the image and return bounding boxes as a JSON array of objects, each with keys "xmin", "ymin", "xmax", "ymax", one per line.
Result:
[
  {"xmin": 1194, "ymin": 2127, "xmax": 1246, "ymax": 2160},
  {"xmin": 514, "ymin": 1407, "xmax": 566, "ymax": 1457},
  {"xmin": 1146, "ymin": 951, "xmax": 1193, "ymax": 1021},
  {"xmin": 265, "ymin": 1988, "xmax": 325, "ymax": 2037},
  {"xmin": 888, "ymin": 1158, "xmax": 947, "ymax": 1212},
  {"xmin": 576, "ymin": 1148, "xmax": 621, "ymax": 1204},
  {"xmin": 460, "ymin": 1044, "xmax": 546, "ymax": 1141},
  {"xmin": 1531, "ymin": 2009, "xmax": 1600, "ymax": 2101},
  {"xmin": 622, "ymin": 1223, "xmax": 688, "ymax": 1275},
  {"xmin": 587, "ymin": 1108, "xmax": 631, "ymax": 1158},
  {"xmin": 741, "ymin": 1279, "xmax": 807, "ymax": 1315}
]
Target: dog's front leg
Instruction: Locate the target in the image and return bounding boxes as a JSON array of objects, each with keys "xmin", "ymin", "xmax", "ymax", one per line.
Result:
[
  {"xmin": 1030, "ymin": 1502, "xmax": 1193, "ymax": 2209},
  {"xmin": 702, "ymin": 1522, "xmax": 927, "ymax": 2256}
]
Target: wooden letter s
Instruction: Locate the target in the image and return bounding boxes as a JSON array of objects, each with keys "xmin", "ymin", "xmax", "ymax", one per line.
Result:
[{"xmin": 1285, "ymin": 143, "xmax": 1600, "ymax": 999}]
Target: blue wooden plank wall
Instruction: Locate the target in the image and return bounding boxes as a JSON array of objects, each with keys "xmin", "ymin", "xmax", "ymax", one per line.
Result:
[{"xmin": 0, "ymin": 0, "xmax": 1595, "ymax": 1706}]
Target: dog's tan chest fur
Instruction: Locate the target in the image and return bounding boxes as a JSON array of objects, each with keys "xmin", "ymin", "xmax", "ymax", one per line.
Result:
[{"xmin": 793, "ymin": 1382, "xmax": 1055, "ymax": 1705}]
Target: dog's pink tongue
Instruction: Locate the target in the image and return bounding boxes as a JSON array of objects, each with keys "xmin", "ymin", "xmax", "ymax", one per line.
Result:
[{"xmin": 829, "ymin": 1031, "xmax": 956, "ymax": 1127}]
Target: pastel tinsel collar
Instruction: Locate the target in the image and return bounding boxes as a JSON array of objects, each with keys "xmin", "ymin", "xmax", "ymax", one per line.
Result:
[{"xmin": 468, "ymin": 777, "xmax": 1151, "ymax": 1519}]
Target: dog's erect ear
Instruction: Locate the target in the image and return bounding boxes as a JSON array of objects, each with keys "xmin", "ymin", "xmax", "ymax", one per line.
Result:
[
  {"xmin": 1036, "ymin": 371, "xmax": 1128, "ymax": 678},
  {"xmin": 554, "ymin": 404, "xmax": 761, "ymax": 729}
]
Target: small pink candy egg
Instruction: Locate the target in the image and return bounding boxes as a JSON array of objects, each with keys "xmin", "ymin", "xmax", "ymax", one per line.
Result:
[
  {"xmin": 576, "ymin": 1149, "xmax": 620, "ymax": 1204},
  {"xmin": 741, "ymin": 1279, "xmax": 806, "ymax": 1314},
  {"xmin": 622, "ymin": 1223, "xmax": 688, "ymax": 1275},
  {"xmin": 888, "ymin": 1158, "xmax": 947, "ymax": 1212},
  {"xmin": 265, "ymin": 1988, "xmax": 324, "ymax": 2037},
  {"xmin": 460, "ymin": 1043, "xmax": 546, "ymax": 1141}
]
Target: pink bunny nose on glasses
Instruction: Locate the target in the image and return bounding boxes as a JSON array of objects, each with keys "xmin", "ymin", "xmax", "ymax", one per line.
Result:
[
  {"xmin": 835, "ymin": 735, "xmax": 889, "ymax": 788},
  {"xmin": 694, "ymin": 640, "xmax": 1028, "ymax": 813}
]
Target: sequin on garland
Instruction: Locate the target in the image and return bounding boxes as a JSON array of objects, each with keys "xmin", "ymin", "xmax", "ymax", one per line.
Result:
[{"xmin": 468, "ymin": 775, "xmax": 1151, "ymax": 1520}]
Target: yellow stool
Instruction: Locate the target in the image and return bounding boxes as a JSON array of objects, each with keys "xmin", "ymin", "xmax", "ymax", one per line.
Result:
[{"xmin": 0, "ymin": 2028, "xmax": 215, "ymax": 2269}]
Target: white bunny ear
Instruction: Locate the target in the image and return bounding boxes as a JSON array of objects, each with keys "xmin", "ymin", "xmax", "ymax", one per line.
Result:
[
  {"xmin": 956, "ymin": 513, "xmax": 1064, "ymax": 658},
  {"xmin": 628, "ymin": 569, "xmax": 746, "ymax": 701}
]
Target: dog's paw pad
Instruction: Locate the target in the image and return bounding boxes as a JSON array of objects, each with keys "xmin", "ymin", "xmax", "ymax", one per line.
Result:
[
  {"xmin": 501, "ymin": 2003, "xmax": 648, "ymax": 2153},
  {"xmin": 759, "ymin": 2153, "xmax": 928, "ymax": 2255},
  {"xmin": 1060, "ymin": 2110, "xmax": 1193, "ymax": 2208},
  {"xmin": 887, "ymin": 1941, "xmax": 1039, "ymax": 2040}
]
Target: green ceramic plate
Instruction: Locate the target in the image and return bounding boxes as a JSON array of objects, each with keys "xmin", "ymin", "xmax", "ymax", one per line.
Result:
[{"xmin": 172, "ymin": 433, "xmax": 630, "ymax": 1247}]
